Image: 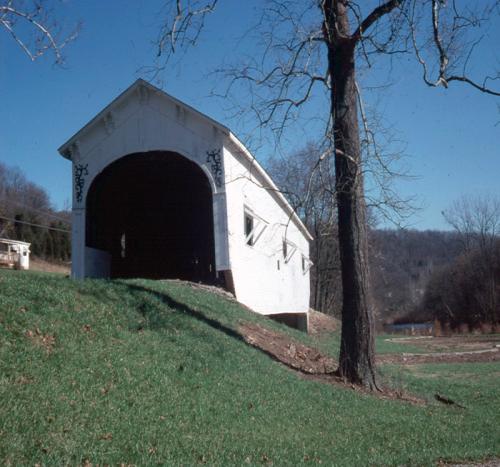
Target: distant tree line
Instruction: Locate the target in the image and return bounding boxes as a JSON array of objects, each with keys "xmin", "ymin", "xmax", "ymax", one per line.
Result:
[
  {"xmin": 305, "ymin": 228, "xmax": 464, "ymax": 327},
  {"xmin": 0, "ymin": 162, "xmax": 71, "ymax": 262},
  {"xmin": 418, "ymin": 196, "xmax": 500, "ymax": 329},
  {"xmin": 421, "ymin": 242, "xmax": 500, "ymax": 329}
]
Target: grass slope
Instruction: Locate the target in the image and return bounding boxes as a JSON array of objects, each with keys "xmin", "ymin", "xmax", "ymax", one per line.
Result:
[{"xmin": 0, "ymin": 270, "xmax": 499, "ymax": 465}]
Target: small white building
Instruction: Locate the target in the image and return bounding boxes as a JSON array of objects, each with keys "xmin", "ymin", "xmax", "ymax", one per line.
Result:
[
  {"xmin": 58, "ymin": 79, "xmax": 312, "ymax": 328},
  {"xmin": 0, "ymin": 238, "xmax": 31, "ymax": 270}
]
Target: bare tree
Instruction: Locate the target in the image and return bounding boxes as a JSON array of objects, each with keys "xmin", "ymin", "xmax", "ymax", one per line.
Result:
[
  {"xmin": 0, "ymin": 0, "xmax": 79, "ymax": 64},
  {"xmin": 443, "ymin": 194, "xmax": 500, "ymax": 252},
  {"xmin": 441, "ymin": 194, "xmax": 500, "ymax": 325},
  {"xmin": 423, "ymin": 238, "xmax": 500, "ymax": 329},
  {"xmin": 155, "ymin": 1, "xmax": 500, "ymax": 389}
]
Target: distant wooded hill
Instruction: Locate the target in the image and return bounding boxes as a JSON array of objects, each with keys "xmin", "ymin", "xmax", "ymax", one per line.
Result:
[
  {"xmin": 310, "ymin": 227, "xmax": 462, "ymax": 326},
  {"xmin": 369, "ymin": 229, "xmax": 462, "ymax": 324},
  {"xmin": 0, "ymin": 162, "xmax": 71, "ymax": 263}
]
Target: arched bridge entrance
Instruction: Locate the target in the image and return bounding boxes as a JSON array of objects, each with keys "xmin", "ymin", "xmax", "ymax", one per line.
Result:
[{"xmin": 86, "ymin": 151, "xmax": 216, "ymax": 282}]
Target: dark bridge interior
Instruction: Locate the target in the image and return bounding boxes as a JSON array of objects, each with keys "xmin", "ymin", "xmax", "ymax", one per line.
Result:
[{"xmin": 86, "ymin": 151, "xmax": 216, "ymax": 282}]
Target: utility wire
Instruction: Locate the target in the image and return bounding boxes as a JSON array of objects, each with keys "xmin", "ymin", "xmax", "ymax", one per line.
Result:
[
  {"xmin": 0, "ymin": 215, "xmax": 71, "ymax": 233},
  {"xmin": 0, "ymin": 197, "xmax": 70, "ymax": 224}
]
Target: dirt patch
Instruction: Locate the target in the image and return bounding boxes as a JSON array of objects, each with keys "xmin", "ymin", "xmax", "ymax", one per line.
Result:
[
  {"xmin": 14, "ymin": 375, "xmax": 34, "ymax": 385},
  {"xmin": 238, "ymin": 322, "xmax": 425, "ymax": 403},
  {"xmin": 378, "ymin": 348, "xmax": 500, "ymax": 365},
  {"xmin": 25, "ymin": 328, "xmax": 56, "ymax": 354},
  {"xmin": 385, "ymin": 335, "xmax": 500, "ymax": 353},
  {"xmin": 308, "ymin": 310, "xmax": 339, "ymax": 335},
  {"xmin": 240, "ymin": 320, "xmax": 499, "ymax": 372},
  {"xmin": 30, "ymin": 258, "xmax": 70, "ymax": 275},
  {"xmin": 239, "ymin": 322, "xmax": 336, "ymax": 374}
]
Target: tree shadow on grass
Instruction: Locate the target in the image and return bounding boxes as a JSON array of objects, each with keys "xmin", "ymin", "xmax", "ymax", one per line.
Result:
[
  {"xmin": 121, "ymin": 282, "xmax": 245, "ymax": 344},
  {"xmin": 118, "ymin": 281, "xmax": 331, "ymax": 377}
]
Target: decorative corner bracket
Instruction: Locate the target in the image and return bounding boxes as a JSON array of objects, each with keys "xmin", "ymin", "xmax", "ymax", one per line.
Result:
[
  {"xmin": 206, "ymin": 149, "xmax": 223, "ymax": 188},
  {"xmin": 74, "ymin": 163, "xmax": 89, "ymax": 204}
]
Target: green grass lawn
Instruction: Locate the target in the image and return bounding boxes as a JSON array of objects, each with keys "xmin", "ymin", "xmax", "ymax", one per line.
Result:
[{"xmin": 1, "ymin": 270, "xmax": 499, "ymax": 466}]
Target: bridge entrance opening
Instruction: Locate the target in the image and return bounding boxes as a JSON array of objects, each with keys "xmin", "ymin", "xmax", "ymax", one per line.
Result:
[{"xmin": 86, "ymin": 151, "xmax": 216, "ymax": 282}]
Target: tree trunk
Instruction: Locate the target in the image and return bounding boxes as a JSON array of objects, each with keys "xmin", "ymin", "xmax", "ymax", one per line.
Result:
[{"xmin": 325, "ymin": 1, "xmax": 377, "ymax": 389}]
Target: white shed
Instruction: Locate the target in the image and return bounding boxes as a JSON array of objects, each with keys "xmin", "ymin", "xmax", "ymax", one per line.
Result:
[
  {"xmin": 0, "ymin": 238, "xmax": 31, "ymax": 270},
  {"xmin": 58, "ymin": 79, "xmax": 312, "ymax": 328}
]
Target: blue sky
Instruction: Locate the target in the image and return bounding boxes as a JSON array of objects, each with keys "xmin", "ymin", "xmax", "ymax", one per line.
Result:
[{"xmin": 1, "ymin": 0, "xmax": 498, "ymax": 230}]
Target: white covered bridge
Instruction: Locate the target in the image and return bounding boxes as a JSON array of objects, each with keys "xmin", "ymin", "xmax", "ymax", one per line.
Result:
[{"xmin": 59, "ymin": 79, "xmax": 312, "ymax": 329}]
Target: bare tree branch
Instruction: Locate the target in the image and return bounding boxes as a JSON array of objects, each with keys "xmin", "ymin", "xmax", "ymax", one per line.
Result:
[
  {"xmin": 407, "ymin": 0, "xmax": 500, "ymax": 95},
  {"xmin": 0, "ymin": 2, "xmax": 79, "ymax": 64},
  {"xmin": 352, "ymin": 0, "xmax": 401, "ymax": 43},
  {"xmin": 156, "ymin": 0, "xmax": 218, "ymax": 59}
]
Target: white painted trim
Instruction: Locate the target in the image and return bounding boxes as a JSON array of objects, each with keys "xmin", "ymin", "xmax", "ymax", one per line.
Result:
[
  {"xmin": 58, "ymin": 79, "xmax": 230, "ymax": 158},
  {"xmin": 243, "ymin": 207, "xmax": 269, "ymax": 246}
]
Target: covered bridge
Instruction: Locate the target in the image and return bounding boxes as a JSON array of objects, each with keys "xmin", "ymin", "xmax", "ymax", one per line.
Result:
[{"xmin": 58, "ymin": 79, "xmax": 312, "ymax": 327}]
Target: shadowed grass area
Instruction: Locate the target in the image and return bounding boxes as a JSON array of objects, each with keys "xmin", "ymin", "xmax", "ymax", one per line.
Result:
[{"xmin": 1, "ymin": 270, "xmax": 499, "ymax": 465}]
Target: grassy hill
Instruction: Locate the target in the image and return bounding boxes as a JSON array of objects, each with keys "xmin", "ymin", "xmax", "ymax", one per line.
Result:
[{"xmin": 0, "ymin": 270, "xmax": 499, "ymax": 465}]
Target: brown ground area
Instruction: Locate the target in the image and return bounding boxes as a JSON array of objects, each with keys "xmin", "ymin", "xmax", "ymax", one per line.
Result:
[
  {"xmin": 378, "ymin": 348, "xmax": 500, "ymax": 365},
  {"xmin": 239, "ymin": 322, "xmax": 500, "ymax": 377},
  {"xmin": 238, "ymin": 322, "xmax": 425, "ymax": 403},
  {"xmin": 238, "ymin": 318, "xmax": 499, "ymax": 402},
  {"xmin": 308, "ymin": 309, "xmax": 339, "ymax": 335},
  {"xmin": 30, "ymin": 258, "xmax": 70, "ymax": 275},
  {"xmin": 239, "ymin": 322, "xmax": 336, "ymax": 374},
  {"xmin": 381, "ymin": 334, "xmax": 500, "ymax": 364},
  {"xmin": 385, "ymin": 335, "xmax": 500, "ymax": 352}
]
